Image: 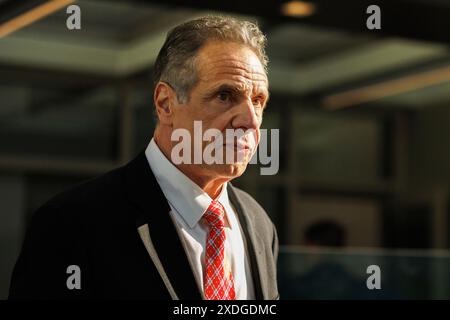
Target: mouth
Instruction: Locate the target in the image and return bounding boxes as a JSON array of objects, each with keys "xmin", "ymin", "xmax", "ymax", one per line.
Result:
[{"xmin": 223, "ymin": 142, "xmax": 251, "ymax": 151}]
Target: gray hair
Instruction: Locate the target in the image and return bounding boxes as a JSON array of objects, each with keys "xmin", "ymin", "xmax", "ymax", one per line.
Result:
[{"xmin": 153, "ymin": 15, "xmax": 268, "ymax": 104}]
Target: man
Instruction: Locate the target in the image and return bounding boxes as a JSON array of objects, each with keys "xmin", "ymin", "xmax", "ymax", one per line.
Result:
[{"xmin": 9, "ymin": 15, "xmax": 279, "ymax": 300}]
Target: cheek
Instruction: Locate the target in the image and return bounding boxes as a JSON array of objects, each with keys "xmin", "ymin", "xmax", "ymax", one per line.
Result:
[
  {"xmin": 191, "ymin": 101, "xmax": 221, "ymax": 123},
  {"xmin": 173, "ymin": 101, "xmax": 204, "ymax": 128},
  {"xmin": 246, "ymin": 129, "xmax": 260, "ymax": 152},
  {"xmin": 206, "ymin": 111, "xmax": 235, "ymax": 132},
  {"xmin": 171, "ymin": 116, "xmax": 191, "ymax": 133}
]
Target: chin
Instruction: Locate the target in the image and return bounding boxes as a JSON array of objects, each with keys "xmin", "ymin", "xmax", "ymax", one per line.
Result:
[{"xmin": 209, "ymin": 163, "xmax": 248, "ymax": 179}]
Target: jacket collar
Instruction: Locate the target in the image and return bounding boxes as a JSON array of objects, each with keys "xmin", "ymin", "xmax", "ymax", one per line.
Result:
[
  {"xmin": 227, "ymin": 184, "xmax": 266, "ymax": 300},
  {"xmin": 123, "ymin": 150, "xmax": 201, "ymax": 300}
]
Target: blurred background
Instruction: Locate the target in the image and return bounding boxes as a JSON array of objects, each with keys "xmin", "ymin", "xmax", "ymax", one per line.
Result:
[{"xmin": 0, "ymin": 0, "xmax": 450, "ymax": 299}]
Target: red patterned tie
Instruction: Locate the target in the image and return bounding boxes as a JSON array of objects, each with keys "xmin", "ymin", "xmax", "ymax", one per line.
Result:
[{"xmin": 203, "ymin": 200, "xmax": 236, "ymax": 300}]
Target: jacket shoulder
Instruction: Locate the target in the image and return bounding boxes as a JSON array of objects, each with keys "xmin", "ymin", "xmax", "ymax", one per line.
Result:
[
  {"xmin": 48, "ymin": 165, "xmax": 124, "ymax": 206},
  {"xmin": 30, "ymin": 164, "xmax": 129, "ymax": 233}
]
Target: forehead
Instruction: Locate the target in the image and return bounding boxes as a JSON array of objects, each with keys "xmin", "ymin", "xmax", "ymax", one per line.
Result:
[{"xmin": 196, "ymin": 41, "xmax": 268, "ymax": 90}]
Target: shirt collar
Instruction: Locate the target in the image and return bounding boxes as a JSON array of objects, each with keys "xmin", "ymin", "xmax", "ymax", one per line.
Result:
[{"xmin": 145, "ymin": 138, "xmax": 231, "ymax": 229}]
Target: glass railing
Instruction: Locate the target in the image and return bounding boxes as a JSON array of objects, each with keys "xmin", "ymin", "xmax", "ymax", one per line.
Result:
[{"xmin": 278, "ymin": 246, "xmax": 450, "ymax": 299}]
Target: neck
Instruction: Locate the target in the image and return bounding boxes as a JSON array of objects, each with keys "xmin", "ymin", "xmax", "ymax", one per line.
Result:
[{"xmin": 193, "ymin": 177, "xmax": 227, "ymax": 200}]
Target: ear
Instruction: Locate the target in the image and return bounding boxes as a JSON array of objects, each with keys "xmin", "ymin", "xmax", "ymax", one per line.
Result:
[{"xmin": 153, "ymin": 82, "xmax": 177, "ymax": 126}]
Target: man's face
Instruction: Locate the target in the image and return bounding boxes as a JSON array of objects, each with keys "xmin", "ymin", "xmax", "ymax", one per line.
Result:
[{"xmin": 170, "ymin": 41, "xmax": 269, "ymax": 181}]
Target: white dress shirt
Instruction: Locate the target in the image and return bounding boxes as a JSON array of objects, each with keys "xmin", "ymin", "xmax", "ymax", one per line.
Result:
[{"xmin": 145, "ymin": 138, "xmax": 255, "ymax": 299}]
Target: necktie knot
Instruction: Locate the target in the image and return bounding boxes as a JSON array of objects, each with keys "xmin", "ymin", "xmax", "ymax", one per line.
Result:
[{"xmin": 203, "ymin": 200, "xmax": 225, "ymax": 229}]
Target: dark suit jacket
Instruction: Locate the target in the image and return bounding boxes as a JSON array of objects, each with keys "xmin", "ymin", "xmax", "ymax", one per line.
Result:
[{"xmin": 9, "ymin": 151, "xmax": 279, "ymax": 299}]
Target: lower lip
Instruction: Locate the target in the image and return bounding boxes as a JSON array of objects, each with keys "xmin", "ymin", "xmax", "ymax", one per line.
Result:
[{"xmin": 224, "ymin": 144, "xmax": 251, "ymax": 150}]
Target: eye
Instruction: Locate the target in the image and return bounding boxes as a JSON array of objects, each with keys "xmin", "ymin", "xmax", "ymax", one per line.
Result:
[
  {"xmin": 252, "ymin": 96, "xmax": 265, "ymax": 107},
  {"xmin": 217, "ymin": 91, "xmax": 231, "ymax": 103}
]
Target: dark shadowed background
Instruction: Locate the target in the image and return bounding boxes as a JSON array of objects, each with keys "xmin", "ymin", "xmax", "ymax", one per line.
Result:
[{"xmin": 0, "ymin": 0, "xmax": 449, "ymax": 299}]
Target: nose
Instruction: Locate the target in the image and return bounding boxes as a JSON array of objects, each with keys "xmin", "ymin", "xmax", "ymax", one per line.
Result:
[{"xmin": 231, "ymin": 98, "xmax": 260, "ymax": 131}]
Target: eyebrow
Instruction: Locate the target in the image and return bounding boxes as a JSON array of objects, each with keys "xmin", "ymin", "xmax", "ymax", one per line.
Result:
[{"xmin": 205, "ymin": 83, "xmax": 270, "ymax": 106}]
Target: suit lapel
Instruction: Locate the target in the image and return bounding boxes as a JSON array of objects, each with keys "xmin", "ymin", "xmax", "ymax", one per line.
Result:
[
  {"xmin": 123, "ymin": 151, "xmax": 202, "ymax": 300},
  {"xmin": 227, "ymin": 184, "xmax": 267, "ymax": 300}
]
